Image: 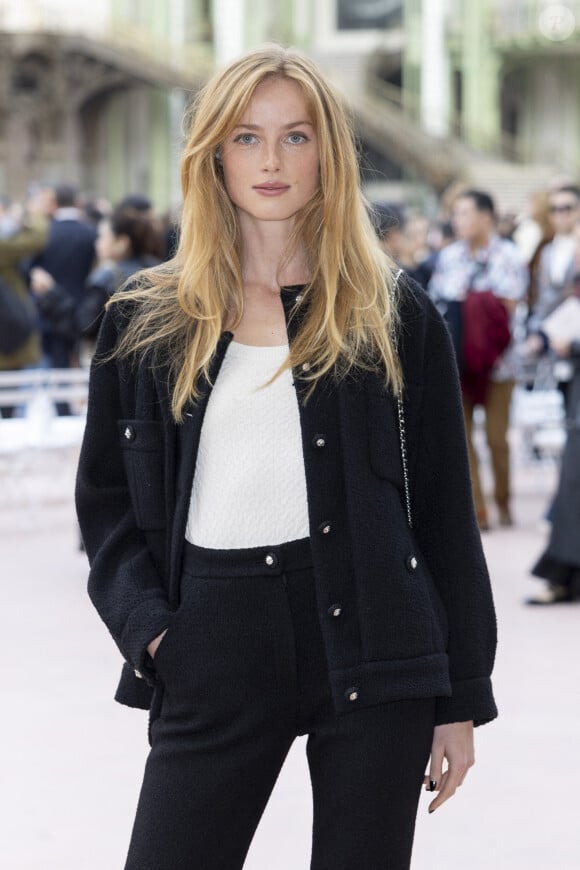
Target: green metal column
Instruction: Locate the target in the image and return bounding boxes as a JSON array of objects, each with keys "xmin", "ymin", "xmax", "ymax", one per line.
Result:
[
  {"xmin": 460, "ymin": 0, "xmax": 501, "ymax": 151},
  {"xmin": 244, "ymin": 0, "xmax": 264, "ymax": 46},
  {"xmin": 402, "ymin": 0, "xmax": 423, "ymax": 121},
  {"xmin": 107, "ymin": 91, "xmax": 127, "ymax": 204},
  {"xmin": 274, "ymin": 0, "xmax": 295, "ymax": 44},
  {"xmin": 149, "ymin": 87, "xmax": 172, "ymax": 213},
  {"xmin": 148, "ymin": 0, "xmax": 168, "ymax": 40},
  {"xmin": 243, "ymin": 0, "xmax": 295, "ymax": 47}
]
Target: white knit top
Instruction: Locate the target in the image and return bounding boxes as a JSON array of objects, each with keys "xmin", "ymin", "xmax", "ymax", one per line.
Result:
[{"xmin": 185, "ymin": 341, "xmax": 310, "ymax": 548}]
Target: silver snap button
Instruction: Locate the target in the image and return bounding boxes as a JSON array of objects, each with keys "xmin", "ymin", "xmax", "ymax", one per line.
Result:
[
  {"xmin": 328, "ymin": 604, "xmax": 342, "ymax": 617},
  {"xmin": 124, "ymin": 426, "xmax": 135, "ymax": 441},
  {"xmin": 406, "ymin": 555, "xmax": 418, "ymax": 571},
  {"xmin": 134, "ymin": 669, "xmax": 143, "ymax": 679},
  {"xmin": 345, "ymin": 687, "xmax": 359, "ymax": 702},
  {"xmin": 313, "ymin": 435, "xmax": 326, "ymax": 448},
  {"xmin": 265, "ymin": 553, "xmax": 277, "ymax": 567},
  {"xmin": 295, "ymin": 294, "xmax": 303, "ymax": 303},
  {"xmin": 319, "ymin": 522, "xmax": 332, "ymax": 535},
  {"xmin": 301, "ymin": 362, "xmax": 310, "ymax": 372}
]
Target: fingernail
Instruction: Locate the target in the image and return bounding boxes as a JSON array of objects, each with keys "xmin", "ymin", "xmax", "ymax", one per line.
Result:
[
  {"xmin": 429, "ymin": 808, "xmax": 435, "ymax": 814},
  {"xmin": 429, "ymin": 780, "xmax": 437, "ymax": 791}
]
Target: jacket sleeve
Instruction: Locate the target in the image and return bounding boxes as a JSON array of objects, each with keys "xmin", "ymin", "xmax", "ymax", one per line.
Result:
[
  {"xmin": 410, "ymin": 295, "xmax": 498, "ymax": 726},
  {"xmin": 75, "ymin": 309, "xmax": 172, "ymax": 684},
  {"xmin": 0, "ymin": 216, "xmax": 48, "ymax": 262}
]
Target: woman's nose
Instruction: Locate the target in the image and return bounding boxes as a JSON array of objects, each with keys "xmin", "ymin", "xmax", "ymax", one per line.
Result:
[{"xmin": 261, "ymin": 141, "xmax": 281, "ymax": 171}]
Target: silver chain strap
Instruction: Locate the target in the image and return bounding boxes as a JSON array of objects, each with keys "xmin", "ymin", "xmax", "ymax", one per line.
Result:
[
  {"xmin": 397, "ymin": 391, "xmax": 412, "ymax": 529},
  {"xmin": 391, "ymin": 268, "xmax": 412, "ymax": 529}
]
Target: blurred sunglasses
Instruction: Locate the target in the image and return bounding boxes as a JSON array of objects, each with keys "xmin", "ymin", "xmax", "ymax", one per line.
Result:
[{"xmin": 549, "ymin": 203, "xmax": 577, "ymax": 213}]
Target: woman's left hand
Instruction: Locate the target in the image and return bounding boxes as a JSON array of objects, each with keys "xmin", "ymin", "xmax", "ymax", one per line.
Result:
[{"xmin": 423, "ymin": 721, "xmax": 475, "ymax": 813}]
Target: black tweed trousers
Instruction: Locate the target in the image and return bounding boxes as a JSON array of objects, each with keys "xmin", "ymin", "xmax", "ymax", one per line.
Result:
[{"xmin": 124, "ymin": 538, "xmax": 435, "ymax": 870}]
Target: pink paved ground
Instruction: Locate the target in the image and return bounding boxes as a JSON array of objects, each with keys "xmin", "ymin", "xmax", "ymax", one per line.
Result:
[{"xmin": 2, "ymin": 438, "xmax": 578, "ymax": 868}]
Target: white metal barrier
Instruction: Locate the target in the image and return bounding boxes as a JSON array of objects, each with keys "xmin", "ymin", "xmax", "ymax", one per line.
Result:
[{"xmin": 0, "ymin": 368, "xmax": 89, "ymax": 515}]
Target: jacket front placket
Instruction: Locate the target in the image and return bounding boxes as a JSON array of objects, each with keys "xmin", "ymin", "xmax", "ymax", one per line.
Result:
[{"xmin": 280, "ymin": 287, "xmax": 365, "ymax": 713}]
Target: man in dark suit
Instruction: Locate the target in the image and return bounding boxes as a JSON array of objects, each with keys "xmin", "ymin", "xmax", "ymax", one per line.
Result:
[{"xmin": 29, "ymin": 183, "xmax": 96, "ymax": 413}]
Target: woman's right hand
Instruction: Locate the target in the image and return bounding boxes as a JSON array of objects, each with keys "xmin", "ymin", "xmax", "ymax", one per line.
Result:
[{"xmin": 147, "ymin": 629, "xmax": 168, "ymax": 660}]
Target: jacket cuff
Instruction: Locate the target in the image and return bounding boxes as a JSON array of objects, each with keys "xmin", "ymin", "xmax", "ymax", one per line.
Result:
[
  {"xmin": 120, "ymin": 599, "xmax": 172, "ymax": 686},
  {"xmin": 435, "ymin": 676, "xmax": 498, "ymax": 727},
  {"xmin": 114, "ymin": 661, "xmax": 155, "ymax": 707}
]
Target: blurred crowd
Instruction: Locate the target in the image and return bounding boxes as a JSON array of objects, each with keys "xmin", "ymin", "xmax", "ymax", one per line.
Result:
[
  {"xmin": 373, "ymin": 179, "xmax": 580, "ymax": 605},
  {"xmin": 1, "ymin": 176, "xmax": 579, "ymax": 605},
  {"xmin": 0, "ymin": 183, "xmax": 177, "ymax": 414}
]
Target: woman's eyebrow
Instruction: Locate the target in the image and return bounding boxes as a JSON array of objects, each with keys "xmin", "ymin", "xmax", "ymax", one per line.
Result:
[{"xmin": 233, "ymin": 120, "xmax": 314, "ymax": 130}]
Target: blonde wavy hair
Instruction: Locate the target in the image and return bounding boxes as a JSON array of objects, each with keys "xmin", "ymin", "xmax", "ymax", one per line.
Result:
[{"xmin": 109, "ymin": 44, "xmax": 403, "ymax": 421}]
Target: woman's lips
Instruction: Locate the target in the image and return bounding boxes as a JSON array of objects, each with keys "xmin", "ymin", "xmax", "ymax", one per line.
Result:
[{"xmin": 253, "ymin": 184, "xmax": 290, "ymax": 196}]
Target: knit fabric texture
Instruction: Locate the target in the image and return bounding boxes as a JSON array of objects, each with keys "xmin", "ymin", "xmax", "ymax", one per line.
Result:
[{"xmin": 186, "ymin": 341, "xmax": 310, "ymax": 548}]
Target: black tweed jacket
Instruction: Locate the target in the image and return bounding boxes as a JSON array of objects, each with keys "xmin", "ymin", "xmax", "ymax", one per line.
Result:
[{"xmin": 75, "ymin": 277, "xmax": 498, "ymax": 739}]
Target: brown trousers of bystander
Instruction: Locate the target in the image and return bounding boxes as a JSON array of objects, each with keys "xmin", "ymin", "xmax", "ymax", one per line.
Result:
[{"xmin": 462, "ymin": 380, "xmax": 515, "ymax": 526}]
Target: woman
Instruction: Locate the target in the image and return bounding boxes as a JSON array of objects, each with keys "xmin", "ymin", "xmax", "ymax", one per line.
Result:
[
  {"xmin": 0, "ymin": 194, "xmax": 47, "ymax": 417},
  {"xmin": 528, "ymin": 333, "xmax": 580, "ymax": 604},
  {"xmin": 76, "ymin": 46, "xmax": 498, "ymax": 870},
  {"xmin": 528, "ymin": 222, "xmax": 580, "ymax": 605}
]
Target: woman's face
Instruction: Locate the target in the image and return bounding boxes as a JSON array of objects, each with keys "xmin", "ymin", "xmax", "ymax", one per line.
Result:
[
  {"xmin": 220, "ymin": 77, "xmax": 320, "ymax": 232},
  {"xmin": 96, "ymin": 219, "xmax": 129, "ymax": 263}
]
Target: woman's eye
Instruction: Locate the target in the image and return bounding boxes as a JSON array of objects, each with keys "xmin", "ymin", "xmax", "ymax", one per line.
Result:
[
  {"xmin": 287, "ymin": 132, "xmax": 308, "ymax": 144},
  {"xmin": 235, "ymin": 133, "xmax": 256, "ymax": 145}
]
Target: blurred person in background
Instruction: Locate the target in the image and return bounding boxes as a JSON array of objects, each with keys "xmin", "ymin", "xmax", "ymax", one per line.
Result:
[
  {"xmin": 523, "ymin": 185, "xmax": 580, "ymax": 407},
  {"xmin": 423, "ymin": 220, "xmax": 455, "ymax": 275},
  {"xmin": 513, "ymin": 189, "xmax": 553, "ymax": 267},
  {"xmin": 496, "ymin": 212, "xmax": 517, "ymax": 241},
  {"xmin": 429, "ymin": 190, "xmax": 527, "ymax": 531},
  {"xmin": 76, "ymin": 46, "xmax": 497, "ymax": 870},
  {"xmin": 372, "ymin": 199, "xmax": 404, "ymax": 252},
  {"xmin": 118, "ymin": 192, "xmax": 154, "ymax": 215},
  {"xmin": 405, "ymin": 213, "xmax": 431, "ymax": 265},
  {"xmin": 117, "ymin": 191, "xmax": 178, "ymax": 261},
  {"xmin": 162, "ymin": 203, "xmax": 182, "ymax": 261},
  {"xmin": 27, "ymin": 183, "xmax": 96, "ymax": 413},
  {"xmin": 527, "ymin": 216, "xmax": 580, "ymax": 605},
  {"xmin": 0, "ymin": 194, "xmax": 19, "ymax": 238},
  {"xmin": 373, "ymin": 202, "xmax": 432, "ymax": 289},
  {"xmin": 30, "ymin": 205, "xmax": 165, "ymax": 361},
  {"xmin": 437, "ymin": 180, "xmax": 467, "ymax": 223},
  {"xmin": 80, "ymin": 193, "xmax": 112, "ymax": 228},
  {"xmin": 513, "ymin": 190, "xmax": 554, "ymax": 323},
  {"xmin": 401, "ymin": 213, "xmax": 434, "ymax": 289},
  {"xmin": 0, "ymin": 192, "xmax": 48, "ymax": 417},
  {"xmin": 77, "ymin": 204, "xmax": 165, "ymax": 343}
]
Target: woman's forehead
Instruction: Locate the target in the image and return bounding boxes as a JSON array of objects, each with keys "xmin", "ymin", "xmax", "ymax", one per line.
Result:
[{"xmin": 237, "ymin": 77, "xmax": 313, "ymax": 124}]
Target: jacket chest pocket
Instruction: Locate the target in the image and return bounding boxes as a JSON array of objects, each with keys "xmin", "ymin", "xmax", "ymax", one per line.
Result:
[
  {"xmin": 118, "ymin": 419, "xmax": 166, "ymax": 530},
  {"xmin": 365, "ymin": 389, "xmax": 404, "ymax": 487}
]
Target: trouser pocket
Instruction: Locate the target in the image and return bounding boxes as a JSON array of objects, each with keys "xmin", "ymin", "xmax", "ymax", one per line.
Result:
[{"xmin": 151, "ymin": 573, "xmax": 296, "ymax": 724}]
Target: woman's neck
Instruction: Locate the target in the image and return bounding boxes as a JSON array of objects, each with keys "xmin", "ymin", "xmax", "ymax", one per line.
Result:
[{"xmin": 239, "ymin": 217, "xmax": 310, "ymax": 292}]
